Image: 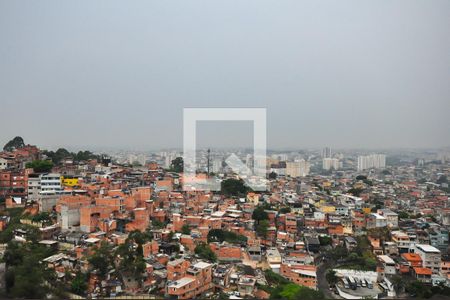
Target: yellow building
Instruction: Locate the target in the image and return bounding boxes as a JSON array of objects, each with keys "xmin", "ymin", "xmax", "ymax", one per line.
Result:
[
  {"xmin": 361, "ymin": 204, "xmax": 372, "ymax": 214},
  {"xmin": 246, "ymin": 192, "xmax": 260, "ymax": 205},
  {"xmin": 322, "ymin": 181, "xmax": 332, "ymax": 188},
  {"xmin": 319, "ymin": 203, "xmax": 336, "ymax": 214},
  {"xmin": 62, "ymin": 176, "xmax": 79, "ymax": 187}
]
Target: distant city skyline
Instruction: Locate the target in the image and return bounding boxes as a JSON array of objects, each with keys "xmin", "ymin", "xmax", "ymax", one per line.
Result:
[
  {"xmin": 1, "ymin": 1, "xmax": 449, "ymax": 149},
  {"xmin": 1, "ymin": 137, "xmax": 450, "ymax": 153}
]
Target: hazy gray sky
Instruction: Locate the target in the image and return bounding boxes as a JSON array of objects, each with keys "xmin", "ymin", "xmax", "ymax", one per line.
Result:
[{"xmin": 1, "ymin": 0, "xmax": 449, "ymax": 150}]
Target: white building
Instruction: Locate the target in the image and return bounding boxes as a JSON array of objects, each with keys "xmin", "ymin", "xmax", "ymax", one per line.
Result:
[
  {"xmin": 39, "ymin": 173, "xmax": 62, "ymax": 194},
  {"xmin": 27, "ymin": 174, "xmax": 41, "ymax": 201},
  {"xmin": 414, "ymin": 244, "xmax": 441, "ymax": 274},
  {"xmin": 357, "ymin": 154, "xmax": 386, "ymax": 171},
  {"xmin": 212, "ymin": 159, "xmax": 222, "ymax": 173},
  {"xmin": 378, "ymin": 255, "xmax": 396, "ymax": 276},
  {"xmin": 322, "ymin": 147, "xmax": 332, "ymax": 158},
  {"xmin": 322, "ymin": 158, "xmax": 340, "ymax": 170},
  {"xmin": 377, "ymin": 209, "xmax": 399, "ymax": 228},
  {"xmin": 391, "ymin": 230, "xmax": 412, "ymax": 254},
  {"xmin": 366, "ymin": 213, "xmax": 387, "ymax": 229},
  {"xmin": 286, "ymin": 160, "xmax": 310, "ymax": 177},
  {"xmin": 245, "ymin": 154, "xmax": 253, "ymax": 169}
]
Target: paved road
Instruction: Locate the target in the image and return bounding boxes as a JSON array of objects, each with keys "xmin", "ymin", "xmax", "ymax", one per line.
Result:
[{"xmin": 317, "ymin": 258, "xmax": 340, "ymax": 299}]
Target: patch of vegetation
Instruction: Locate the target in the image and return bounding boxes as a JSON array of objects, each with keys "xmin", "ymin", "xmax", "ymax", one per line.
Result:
[
  {"xmin": 207, "ymin": 229, "xmax": 247, "ymax": 244},
  {"xmin": 3, "ymin": 238, "xmax": 61, "ymax": 298},
  {"xmin": 151, "ymin": 219, "xmax": 165, "ymax": 229},
  {"xmin": 265, "ymin": 270, "xmax": 290, "ymax": 286},
  {"xmin": 221, "ymin": 178, "xmax": 250, "ymax": 197},
  {"xmin": 169, "ymin": 157, "xmax": 183, "ymax": 173},
  {"xmin": 333, "ymin": 236, "xmax": 376, "ymax": 271},
  {"xmin": 326, "ymin": 269, "xmax": 338, "ymax": 286},
  {"xmin": 25, "ymin": 160, "xmax": 53, "ymax": 173},
  {"xmin": 115, "ymin": 240, "xmax": 146, "ymax": 282},
  {"xmin": 252, "ymin": 205, "xmax": 269, "ymax": 223},
  {"xmin": 256, "ymin": 219, "xmax": 269, "ymax": 238},
  {"xmin": 0, "ymin": 208, "xmax": 26, "ymax": 243},
  {"xmin": 194, "ymin": 242, "xmax": 217, "ymax": 262},
  {"xmin": 406, "ymin": 280, "xmax": 450, "ymax": 299},
  {"xmin": 3, "ymin": 136, "xmax": 25, "ymax": 152},
  {"xmin": 70, "ymin": 272, "xmax": 88, "ymax": 296},
  {"xmin": 264, "ymin": 270, "xmax": 325, "ymax": 300},
  {"xmin": 398, "ymin": 211, "xmax": 409, "ymax": 219},
  {"xmin": 279, "ymin": 207, "xmax": 291, "ymax": 214},
  {"xmin": 31, "ymin": 212, "xmax": 54, "ymax": 226},
  {"xmin": 319, "ymin": 235, "xmax": 332, "ymax": 246},
  {"xmin": 88, "ymin": 241, "xmax": 113, "ymax": 280},
  {"xmin": 347, "ymin": 188, "xmax": 364, "ymax": 196},
  {"xmin": 43, "ymin": 148, "xmax": 99, "ymax": 164},
  {"xmin": 181, "ymin": 224, "xmax": 191, "ymax": 235}
]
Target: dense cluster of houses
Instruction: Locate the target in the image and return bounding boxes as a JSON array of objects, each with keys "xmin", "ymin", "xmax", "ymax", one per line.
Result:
[{"xmin": 0, "ymin": 144, "xmax": 449, "ymax": 299}]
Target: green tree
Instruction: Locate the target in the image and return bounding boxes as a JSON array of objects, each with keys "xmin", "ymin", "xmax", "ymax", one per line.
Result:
[
  {"xmin": 252, "ymin": 205, "xmax": 269, "ymax": 224},
  {"xmin": 115, "ymin": 240, "xmax": 146, "ymax": 282},
  {"xmin": 256, "ymin": 219, "xmax": 269, "ymax": 238},
  {"xmin": 319, "ymin": 235, "xmax": 332, "ymax": 246},
  {"xmin": 367, "ymin": 228, "xmax": 390, "ymax": 241},
  {"xmin": 170, "ymin": 157, "xmax": 184, "ymax": 173},
  {"xmin": 31, "ymin": 212, "xmax": 53, "ymax": 226},
  {"xmin": 279, "ymin": 207, "xmax": 291, "ymax": 214},
  {"xmin": 167, "ymin": 231, "xmax": 175, "ymax": 241},
  {"xmin": 391, "ymin": 275, "xmax": 405, "ymax": 293},
  {"xmin": 398, "ymin": 211, "xmax": 409, "ymax": 219},
  {"xmin": 88, "ymin": 241, "xmax": 113, "ymax": 279},
  {"xmin": 3, "ymin": 136, "xmax": 25, "ymax": 151},
  {"xmin": 181, "ymin": 224, "xmax": 191, "ymax": 235},
  {"xmin": 25, "ymin": 160, "xmax": 53, "ymax": 173},
  {"xmin": 71, "ymin": 272, "xmax": 88, "ymax": 296},
  {"xmin": 128, "ymin": 229, "xmax": 151, "ymax": 245},
  {"xmin": 207, "ymin": 229, "xmax": 247, "ymax": 244},
  {"xmin": 356, "ymin": 175, "xmax": 367, "ymax": 181},
  {"xmin": 194, "ymin": 242, "xmax": 217, "ymax": 262},
  {"xmin": 328, "ymin": 245, "xmax": 348, "ymax": 261},
  {"xmin": 406, "ymin": 280, "xmax": 433, "ymax": 298},
  {"xmin": 326, "ymin": 270, "xmax": 338, "ymax": 286},
  {"xmin": 221, "ymin": 178, "xmax": 249, "ymax": 197},
  {"xmin": 4, "ymin": 240, "xmax": 58, "ymax": 298},
  {"xmin": 74, "ymin": 150, "xmax": 98, "ymax": 162},
  {"xmin": 152, "ymin": 219, "xmax": 165, "ymax": 229},
  {"xmin": 9, "ymin": 256, "xmax": 53, "ymax": 298}
]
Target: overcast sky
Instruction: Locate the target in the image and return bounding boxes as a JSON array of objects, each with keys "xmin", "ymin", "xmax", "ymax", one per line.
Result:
[{"xmin": 1, "ymin": 0, "xmax": 449, "ymax": 150}]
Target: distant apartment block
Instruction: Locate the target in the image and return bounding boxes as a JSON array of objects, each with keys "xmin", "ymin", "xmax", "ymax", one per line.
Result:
[
  {"xmin": 286, "ymin": 160, "xmax": 310, "ymax": 177},
  {"xmin": 322, "ymin": 147, "xmax": 332, "ymax": 158},
  {"xmin": 322, "ymin": 158, "xmax": 340, "ymax": 170},
  {"xmin": 357, "ymin": 154, "xmax": 386, "ymax": 171}
]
